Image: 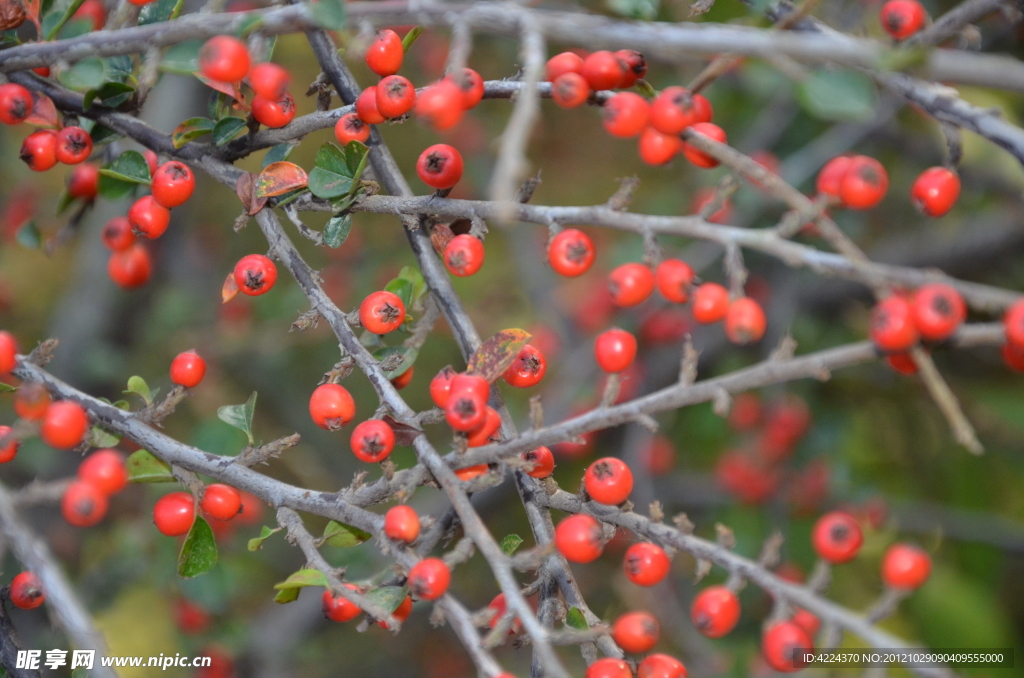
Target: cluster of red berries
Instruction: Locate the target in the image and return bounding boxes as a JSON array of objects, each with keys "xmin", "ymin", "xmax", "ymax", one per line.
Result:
[
  {"xmin": 869, "ymin": 283, "xmax": 966, "ymax": 358},
  {"xmin": 818, "ymin": 155, "xmax": 961, "ymax": 218},
  {"xmin": 153, "ymin": 482, "xmax": 243, "ymax": 536},
  {"xmin": 0, "ymin": 82, "xmax": 93, "ymax": 170},
  {"xmin": 199, "ymin": 35, "xmax": 296, "ymax": 129}
]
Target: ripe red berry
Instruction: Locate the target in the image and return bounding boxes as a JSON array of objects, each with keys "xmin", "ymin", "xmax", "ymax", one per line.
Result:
[
  {"xmin": 682, "ymin": 122, "xmax": 726, "ymax": 168},
  {"xmin": 725, "ymin": 297, "xmax": 767, "ymax": 345},
  {"xmin": 811, "ymin": 511, "xmax": 863, "ymax": 564},
  {"xmin": 10, "ymin": 572, "xmax": 44, "ymax": 610},
  {"xmin": 0, "ymin": 426, "xmax": 18, "ymax": 464},
  {"xmin": 199, "ymin": 35, "xmax": 250, "ymax": 82},
  {"xmin": 911, "ymin": 167, "xmax": 960, "ymax": 217},
  {"xmin": 334, "ymin": 112, "xmax": 370, "ymax": 145},
  {"xmin": 407, "ymin": 558, "xmax": 450, "ymax": 600},
  {"xmin": 546, "ymin": 51, "xmax": 585, "ymax": 81},
  {"xmin": 62, "ymin": 480, "xmax": 108, "ymax": 527},
  {"xmin": 350, "ymin": 419, "xmax": 396, "ymax": 462},
  {"xmin": 1004, "ymin": 342, "xmax": 1024, "ymax": 372},
  {"xmin": 691, "ymin": 585, "xmax": 740, "ymax": 638},
  {"xmin": 128, "ymin": 195, "xmax": 171, "ymax": 239},
  {"xmin": 554, "ymin": 514, "xmax": 604, "ymax": 563},
  {"xmin": 448, "ymin": 68, "xmax": 485, "ymax": 110},
  {"xmin": 603, "ymin": 92, "xmax": 650, "ymax": 138},
  {"xmin": 443, "ymin": 234, "xmax": 485, "ymax": 277},
  {"xmin": 108, "ymin": 244, "xmax": 152, "ymax": 288},
  {"xmin": 322, "ymin": 585, "xmax": 363, "ymax": 622},
  {"xmin": 880, "ymin": 0, "xmax": 927, "ymax": 39},
  {"xmin": 691, "ymin": 93, "xmax": 713, "ymax": 123},
  {"xmin": 356, "ymin": 86, "xmax": 386, "ymax": 125},
  {"xmin": 503, "ymin": 344, "xmax": 546, "ymax": 388},
  {"xmin": 378, "ymin": 595, "xmax": 413, "ymax": 629},
  {"xmin": 78, "ymin": 449, "xmax": 126, "ymax": 495},
  {"xmin": 429, "ymin": 365, "xmax": 458, "ymax": 407},
  {"xmin": 200, "ymin": 483, "xmax": 241, "ymax": 520},
  {"xmin": 636, "ymin": 653, "xmax": 687, "ymax": 678},
  {"xmin": 912, "ymin": 283, "xmax": 965, "ymax": 341},
  {"xmin": 376, "ymin": 75, "xmax": 416, "ymax": 119},
  {"xmin": 67, "ymin": 163, "xmax": 99, "ymax": 200},
  {"xmin": 249, "ymin": 62, "xmax": 290, "ymax": 100},
  {"xmin": 102, "ymin": 216, "xmax": 135, "ymax": 251},
  {"xmin": 881, "ymin": 542, "xmax": 931, "ymax": 589},
  {"xmin": 791, "ymin": 608, "xmax": 820, "ymax": 638},
  {"xmin": 151, "ymin": 161, "xmax": 195, "ymax": 208},
  {"xmin": 391, "ymin": 365, "xmax": 414, "ymax": 390},
  {"xmin": 0, "ymin": 331, "xmax": 18, "ymax": 374},
  {"xmin": 252, "ymin": 92, "xmax": 296, "ymax": 128},
  {"xmin": 639, "ymin": 126, "xmax": 681, "ymax": 165},
  {"xmin": 887, "ymin": 351, "xmax": 919, "ymax": 375},
  {"xmin": 650, "ymin": 87, "xmax": 698, "ymax": 135},
  {"xmin": 551, "ymin": 72, "xmax": 590, "ymax": 109},
  {"xmin": 20, "ymin": 130, "xmax": 58, "ymax": 172},
  {"xmin": 414, "ymin": 79, "xmax": 464, "ymax": 130},
  {"xmin": 170, "ymin": 350, "xmax": 206, "ymax": 388},
  {"xmin": 55, "ymin": 126, "xmax": 92, "ymax": 164},
  {"xmin": 609, "ymin": 262, "xmax": 655, "ymax": 307},
  {"xmin": 360, "ymin": 290, "xmax": 406, "ymax": 334},
  {"xmin": 839, "ymin": 155, "xmax": 888, "ymax": 209},
  {"xmin": 616, "ymin": 49, "xmax": 647, "ymax": 88},
  {"xmin": 416, "ymin": 144, "xmax": 463, "ymax": 190},
  {"xmin": 72, "ymin": 0, "xmax": 106, "ymax": 27},
  {"xmin": 612, "ymin": 610, "xmax": 659, "ymax": 653},
  {"xmin": 548, "ymin": 228, "xmax": 595, "ymax": 277},
  {"xmin": 582, "ymin": 51, "xmax": 625, "ymax": 91},
  {"xmin": 0, "ymin": 83, "xmax": 32, "ymax": 125},
  {"xmin": 455, "ymin": 463, "xmax": 489, "ymax": 481},
  {"xmin": 656, "ymin": 259, "xmax": 695, "ymax": 303},
  {"xmin": 522, "ymin": 446, "xmax": 555, "ymax": 479},
  {"xmin": 870, "ymin": 296, "xmax": 918, "ymax": 352},
  {"xmin": 585, "ymin": 457, "xmax": 633, "ymax": 505},
  {"xmin": 233, "ymin": 254, "xmax": 278, "ymax": 296},
  {"xmin": 1005, "ymin": 299, "xmax": 1024, "ymax": 348},
  {"xmin": 41, "ymin": 400, "xmax": 88, "ymax": 449},
  {"xmin": 445, "ymin": 386, "xmax": 487, "ymax": 433},
  {"xmin": 762, "ymin": 621, "xmax": 812, "ymax": 672},
  {"xmin": 586, "ymin": 658, "xmax": 632, "ymax": 678},
  {"xmin": 365, "ymin": 29, "xmax": 404, "ymax": 77},
  {"xmin": 624, "ymin": 541, "xmax": 670, "ymax": 586},
  {"xmin": 816, "ymin": 156, "xmax": 852, "ymax": 198},
  {"xmin": 595, "ymin": 328, "xmax": 637, "ymax": 373},
  {"xmin": 468, "ymin": 406, "xmax": 502, "ymax": 447},
  {"xmin": 691, "ymin": 282, "xmax": 730, "ymax": 324},
  {"xmin": 486, "ymin": 592, "xmax": 522, "ymax": 634},
  {"xmin": 15, "ymin": 382, "xmax": 50, "ymax": 420},
  {"xmin": 384, "ymin": 504, "xmax": 420, "ymax": 543},
  {"xmin": 309, "ymin": 383, "xmax": 355, "ymax": 430},
  {"xmin": 142, "ymin": 149, "xmax": 158, "ymax": 175},
  {"xmin": 154, "ymin": 491, "xmax": 195, "ymax": 536}
]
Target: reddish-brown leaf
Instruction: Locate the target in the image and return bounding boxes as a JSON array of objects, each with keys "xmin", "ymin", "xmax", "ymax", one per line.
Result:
[
  {"xmin": 235, "ymin": 172, "xmax": 267, "ymax": 216},
  {"xmin": 25, "ymin": 92, "xmax": 59, "ymax": 128},
  {"xmin": 382, "ymin": 415, "xmax": 423, "ymax": 447},
  {"xmin": 0, "ymin": 0, "xmax": 26, "ymax": 30},
  {"xmin": 466, "ymin": 328, "xmax": 532, "ymax": 383},
  {"xmin": 429, "ymin": 222, "xmax": 454, "ymax": 256},
  {"xmin": 255, "ymin": 161, "xmax": 308, "ymax": 199},
  {"xmin": 222, "ymin": 272, "xmax": 239, "ymax": 303},
  {"xmin": 196, "ymin": 75, "xmax": 243, "ymax": 101}
]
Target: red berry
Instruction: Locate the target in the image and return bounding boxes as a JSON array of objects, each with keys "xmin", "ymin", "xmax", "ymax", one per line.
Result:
[
  {"xmin": 603, "ymin": 92, "xmax": 650, "ymax": 138},
  {"xmin": 548, "ymin": 228, "xmax": 595, "ymax": 277},
  {"xmin": 639, "ymin": 126, "xmax": 681, "ymax": 165},
  {"xmin": 1003, "ymin": 342, "xmax": 1024, "ymax": 372},
  {"xmin": 55, "ymin": 126, "xmax": 92, "ymax": 164},
  {"xmin": 414, "ymin": 79, "xmax": 464, "ymax": 130},
  {"xmin": 791, "ymin": 608, "xmax": 820, "ymax": 638},
  {"xmin": 252, "ymin": 92, "xmax": 296, "ymax": 128},
  {"xmin": 378, "ymin": 595, "xmax": 413, "ymax": 628},
  {"xmin": 175, "ymin": 598, "xmax": 211, "ymax": 634},
  {"xmin": 20, "ymin": 130, "xmax": 58, "ymax": 172},
  {"xmin": 582, "ymin": 51, "xmax": 625, "ymax": 91},
  {"xmin": 585, "ymin": 457, "xmax": 633, "ymax": 505},
  {"xmin": 624, "ymin": 541, "xmax": 670, "ymax": 586},
  {"xmin": 356, "ymin": 87, "xmax": 386, "ymax": 125},
  {"xmin": 595, "ymin": 328, "xmax": 637, "ymax": 373},
  {"xmin": 608, "ymin": 262, "xmax": 655, "ymax": 307},
  {"xmin": 102, "ymin": 216, "xmax": 134, "ymax": 251},
  {"xmin": 128, "ymin": 195, "xmax": 171, "ymax": 239},
  {"xmin": 72, "ymin": 0, "xmax": 105, "ymax": 28},
  {"xmin": 811, "ymin": 511, "xmax": 863, "ymax": 564},
  {"xmin": 108, "ymin": 244, "xmax": 152, "ymax": 288},
  {"xmin": 455, "ymin": 463, "xmax": 489, "ymax": 481},
  {"xmin": 365, "ymin": 29, "xmax": 403, "ymax": 77},
  {"xmin": 41, "ymin": 400, "xmax": 88, "ymax": 449},
  {"xmin": 616, "ymin": 49, "xmax": 647, "ymax": 88},
  {"xmin": 870, "ymin": 296, "xmax": 918, "ymax": 352},
  {"xmin": 350, "ymin": 419, "xmax": 396, "ymax": 462},
  {"xmin": 142, "ymin": 149, "xmax": 158, "ymax": 175},
  {"xmin": 586, "ymin": 658, "xmax": 632, "ymax": 678},
  {"xmin": 880, "ymin": 0, "xmax": 927, "ymax": 39},
  {"xmin": 640, "ymin": 435, "xmax": 675, "ymax": 475},
  {"xmin": 762, "ymin": 622, "xmax": 813, "ymax": 672},
  {"xmin": 486, "ymin": 592, "xmax": 522, "ymax": 634},
  {"xmin": 67, "ymin": 163, "xmax": 99, "ymax": 200},
  {"xmin": 636, "ymin": 654, "xmax": 687, "ymax": 678},
  {"xmin": 200, "ymin": 483, "xmax": 241, "ymax": 521},
  {"xmin": 0, "ymin": 426, "xmax": 18, "ymax": 464},
  {"xmin": 416, "ymin": 144, "xmax": 463, "ymax": 190},
  {"xmin": 551, "ymin": 72, "xmax": 590, "ymax": 109},
  {"xmin": 691, "ymin": 282, "xmax": 730, "ymax": 324},
  {"xmin": 391, "ymin": 365, "xmax": 414, "ymax": 390},
  {"xmin": 15, "ymin": 382, "xmax": 50, "ymax": 420},
  {"xmin": 0, "ymin": 331, "xmax": 18, "ymax": 373},
  {"xmin": 170, "ymin": 350, "xmax": 206, "ymax": 388},
  {"xmin": 691, "ymin": 585, "xmax": 740, "ymax": 638},
  {"xmin": 10, "ymin": 572, "xmax": 44, "ymax": 610},
  {"xmin": 443, "ymin": 234, "xmax": 485, "ymax": 277},
  {"xmin": 554, "ymin": 514, "xmax": 604, "ymax": 563},
  {"xmin": 912, "ymin": 283, "xmax": 965, "ymax": 341},
  {"xmin": 522, "ymin": 446, "xmax": 555, "ymax": 479},
  {"xmin": 682, "ymin": 122, "xmax": 726, "ymax": 168},
  {"xmin": 334, "ymin": 112, "xmax": 370, "ymax": 145},
  {"xmin": 0, "ymin": 83, "xmax": 32, "ymax": 125},
  {"xmin": 445, "ymin": 379, "xmax": 488, "ymax": 432},
  {"xmin": 881, "ymin": 542, "xmax": 931, "ymax": 589},
  {"xmin": 309, "ymin": 383, "xmax": 355, "ymax": 430},
  {"xmin": 691, "ymin": 94, "xmax": 713, "ymax": 123},
  {"xmin": 503, "ymin": 344, "xmax": 546, "ymax": 388},
  {"xmin": 249, "ymin": 62, "xmax": 290, "ymax": 100},
  {"xmin": 725, "ymin": 297, "xmax": 767, "ymax": 345},
  {"xmin": 322, "ymin": 585, "xmax": 363, "ymax": 622},
  {"xmin": 816, "ymin": 156, "xmax": 852, "ymax": 198},
  {"xmin": 78, "ymin": 449, "xmax": 126, "ymax": 495},
  {"xmin": 199, "ymin": 36, "xmax": 250, "ymax": 82},
  {"xmin": 546, "ymin": 51, "xmax": 585, "ymax": 82},
  {"xmin": 407, "ymin": 558, "xmax": 450, "ymax": 600},
  {"xmin": 154, "ymin": 491, "xmax": 195, "ymax": 536},
  {"xmin": 360, "ymin": 290, "xmax": 406, "ymax": 334},
  {"xmin": 233, "ymin": 254, "xmax": 278, "ymax": 296},
  {"xmin": 376, "ymin": 75, "xmax": 416, "ymax": 119},
  {"xmin": 62, "ymin": 480, "xmax": 108, "ymax": 527},
  {"xmin": 429, "ymin": 365, "xmax": 458, "ymax": 407},
  {"xmin": 448, "ymin": 68, "xmax": 484, "ymax": 110},
  {"xmin": 612, "ymin": 610, "xmax": 659, "ymax": 653},
  {"xmin": 384, "ymin": 505, "xmax": 420, "ymax": 543},
  {"xmin": 887, "ymin": 351, "xmax": 918, "ymax": 375},
  {"xmin": 650, "ymin": 86, "xmax": 698, "ymax": 135},
  {"xmin": 151, "ymin": 161, "xmax": 195, "ymax": 208},
  {"xmin": 1004, "ymin": 298, "xmax": 1024, "ymax": 348},
  {"xmin": 911, "ymin": 167, "xmax": 960, "ymax": 217},
  {"xmin": 838, "ymin": 155, "xmax": 888, "ymax": 209},
  {"xmin": 656, "ymin": 259, "xmax": 695, "ymax": 303}
]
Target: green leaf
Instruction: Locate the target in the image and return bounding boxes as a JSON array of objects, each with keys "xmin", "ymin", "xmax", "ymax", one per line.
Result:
[
  {"xmin": 217, "ymin": 391, "xmax": 257, "ymax": 445},
  {"xmin": 43, "ymin": 0, "xmax": 86, "ymax": 40},
  {"xmin": 89, "ymin": 123, "xmax": 122, "ymax": 146},
  {"xmin": 212, "ymin": 117, "xmax": 247, "ymax": 146},
  {"xmin": 606, "ymin": 0, "xmax": 659, "ymax": 19},
  {"xmin": 247, "ymin": 525, "xmax": 282, "ymax": 551},
  {"xmin": 878, "ymin": 46, "xmax": 929, "ymax": 72},
  {"xmin": 104, "ymin": 55, "xmax": 134, "ymax": 83},
  {"xmin": 172, "ymin": 117, "xmax": 215, "ymax": 148},
  {"xmin": 55, "ymin": 190, "xmax": 77, "ymax": 216},
  {"xmin": 365, "ymin": 586, "xmax": 406, "ymax": 613},
  {"xmin": 500, "ymin": 534, "xmax": 523, "ymax": 556},
  {"xmin": 139, "ymin": 0, "xmax": 184, "ymax": 25},
  {"xmin": 15, "ymin": 222, "xmax": 40, "ymax": 250},
  {"xmin": 0, "ymin": 383, "xmax": 17, "ymax": 393},
  {"xmin": 178, "ymin": 515, "xmax": 218, "ymax": 578},
  {"xmin": 161, "ymin": 39, "xmax": 202, "ymax": 74},
  {"xmin": 322, "ymin": 214, "xmax": 351, "ymax": 248},
  {"xmin": 234, "ymin": 12, "xmax": 263, "ymax": 36},
  {"xmin": 273, "ymin": 568, "xmax": 329, "ymax": 593},
  {"xmin": 263, "ymin": 142, "xmax": 296, "ymax": 168},
  {"xmin": 401, "ymin": 26, "xmax": 424, "ymax": 52},
  {"xmin": 274, "ymin": 587, "xmax": 300, "ymax": 604},
  {"xmin": 83, "ymin": 82, "xmax": 135, "ymax": 110},
  {"xmin": 322, "ymin": 520, "xmax": 372, "ymax": 548},
  {"xmin": 90, "ymin": 426, "xmax": 119, "ymax": 448},
  {"xmin": 565, "ymin": 607, "xmax": 588, "ymax": 630},
  {"xmin": 341, "ymin": 140, "xmax": 369, "ymax": 177},
  {"xmin": 100, "ymin": 150, "xmax": 151, "ymax": 184},
  {"xmin": 57, "ymin": 17, "xmax": 92, "ymax": 39},
  {"xmin": 58, "ymin": 57, "xmax": 106, "ymax": 92},
  {"xmin": 126, "ymin": 449, "xmax": 175, "ymax": 483},
  {"xmin": 308, "ymin": 143, "xmax": 354, "ymax": 199},
  {"xmin": 797, "ymin": 69, "xmax": 876, "ymax": 122},
  {"xmin": 123, "ymin": 374, "xmax": 153, "ymax": 404},
  {"xmin": 383, "ymin": 278, "xmax": 414, "ymax": 311},
  {"xmin": 309, "ymin": 0, "xmax": 346, "ymax": 30},
  {"xmin": 371, "ymin": 346, "xmax": 418, "ymax": 380},
  {"xmin": 385, "ymin": 266, "xmax": 427, "ymax": 309}
]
